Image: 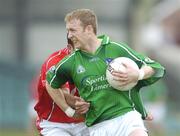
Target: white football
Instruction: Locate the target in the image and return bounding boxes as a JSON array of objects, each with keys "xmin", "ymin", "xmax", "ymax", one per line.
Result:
[{"xmin": 106, "ymin": 57, "xmax": 139, "ymax": 91}]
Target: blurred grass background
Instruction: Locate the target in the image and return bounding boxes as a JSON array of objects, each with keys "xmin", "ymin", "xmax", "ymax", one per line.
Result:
[{"xmin": 0, "ymin": 129, "xmax": 38, "ymax": 136}]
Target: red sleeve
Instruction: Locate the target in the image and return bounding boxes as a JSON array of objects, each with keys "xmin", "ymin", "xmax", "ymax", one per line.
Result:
[{"xmin": 43, "ymin": 50, "xmax": 69, "ymax": 90}]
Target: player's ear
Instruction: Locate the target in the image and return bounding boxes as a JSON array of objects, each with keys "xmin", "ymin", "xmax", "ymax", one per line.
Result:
[{"xmin": 86, "ymin": 25, "xmax": 93, "ymax": 33}]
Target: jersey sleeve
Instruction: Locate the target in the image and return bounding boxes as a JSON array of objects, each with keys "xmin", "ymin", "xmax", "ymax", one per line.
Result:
[
  {"xmin": 46, "ymin": 57, "xmax": 72, "ymax": 89},
  {"xmin": 135, "ymin": 53, "xmax": 165, "ymax": 87},
  {"xmin": 131, "ymin": 87, "xmax": 148, "ymax": 119}
]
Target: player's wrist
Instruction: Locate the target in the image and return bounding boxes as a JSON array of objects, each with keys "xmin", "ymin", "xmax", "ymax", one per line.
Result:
[
  {"xmin": 138, "ymin": 69, "xmax": 145, "ymax": 80},
  {"xmin": 65, "ymin": 106, "xmax": 75, "ymax": 117}
]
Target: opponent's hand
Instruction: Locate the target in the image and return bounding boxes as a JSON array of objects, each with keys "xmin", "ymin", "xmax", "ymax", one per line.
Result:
[{"xmin": 74, "ymin": 96, "xmax": 90, "ymax": 114}]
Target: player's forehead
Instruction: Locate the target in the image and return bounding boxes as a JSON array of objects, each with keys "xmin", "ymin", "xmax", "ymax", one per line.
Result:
[{"xmin": 66, "ymin": 19, "xmax": 83, "ymax": 30}]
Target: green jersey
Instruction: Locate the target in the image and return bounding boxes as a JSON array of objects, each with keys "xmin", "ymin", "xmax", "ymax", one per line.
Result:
[{"xmin": 47, "ymin": 35, "xmax": 165, "ymax": 126}]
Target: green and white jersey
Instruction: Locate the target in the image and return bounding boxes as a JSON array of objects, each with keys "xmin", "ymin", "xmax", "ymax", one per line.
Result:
[{"xmin": 47, "ymin": 35, "xmax": 165, "ymax": 126}]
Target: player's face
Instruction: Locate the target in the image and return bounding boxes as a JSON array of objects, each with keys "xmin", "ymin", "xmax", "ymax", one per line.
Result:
[{"xmin": 66, "ymin": 19, "xmax": 88, "ymax": 49}]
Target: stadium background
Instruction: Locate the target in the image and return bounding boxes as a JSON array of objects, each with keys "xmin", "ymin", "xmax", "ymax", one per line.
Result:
[{"xmin": 0, "ymin": 0, "xmax": 180, "ymax": 135}]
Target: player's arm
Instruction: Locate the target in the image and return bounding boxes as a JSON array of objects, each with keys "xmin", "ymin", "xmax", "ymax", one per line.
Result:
[
  {"xmin": 60, "ymin": 83, "xmax": 90, "ymax": 114},
  {"xmin": 46, "ymin": 82, "xmax": 75, "ymax": 117},
  {"xmin": 62, "ymin": 90, "xmax": 90, "ymax": 114},
  {"xmin": 46, "ymin": 83, "xmax": 89, "ymax": 119},
  {"xmin": 46, "ymin": 82, "xmax": 89, "ymax": 117},
  {"xmin": 138, "ymin": 65, "xmax": 155, "ymax": 80},
  {"xmin": 64, "ymin": 93, "xmax": 90, "ymax": 119},
  {"xmin": 60, "ymin": 84, "xmax": 76, "ymax": 108},
  {"xmin": 62, "ymin": 90, "xmax": 76, "ymax": 108}
]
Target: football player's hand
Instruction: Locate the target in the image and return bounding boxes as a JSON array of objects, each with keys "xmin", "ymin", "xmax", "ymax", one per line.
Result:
[{"xmin": 112, "ymin": 62, "xmax": 139, "ymax": 86}]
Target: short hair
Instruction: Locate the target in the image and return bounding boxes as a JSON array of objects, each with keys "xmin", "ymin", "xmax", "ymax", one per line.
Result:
[{"xmin": 65, "ymin": 9, "xmax": 98, "ymax": 34}]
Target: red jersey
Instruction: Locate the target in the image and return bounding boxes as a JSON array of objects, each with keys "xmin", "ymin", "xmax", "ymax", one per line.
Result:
[{"xmin": 34, "ymin": 48, "xmax": 82, "ymax": 123}]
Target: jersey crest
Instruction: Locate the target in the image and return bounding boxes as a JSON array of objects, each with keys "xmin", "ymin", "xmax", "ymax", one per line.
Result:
[
  {"xmin": 48, "ymin": 65, "xmax": 56, "ymax": 74},
  {"xmin": 105, "ymin": 58, "xmax": 113, "ymax": 65},
  {"xmin": 77, "ymin": 65, "xmax": 86, "ymax": 74}
]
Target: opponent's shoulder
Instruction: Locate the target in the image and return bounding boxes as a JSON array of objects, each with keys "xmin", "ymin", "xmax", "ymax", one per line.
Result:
[
  {"xmin": 43, "ymin": 48, "xmax": 68, "ymax": 69},
  {"xmin": 48, "ymin": 48, "xmax": 68, "ymax": 60},
  {"xmin": 59, "ymin": 49, "xmax": 77, "ymax": 65}
]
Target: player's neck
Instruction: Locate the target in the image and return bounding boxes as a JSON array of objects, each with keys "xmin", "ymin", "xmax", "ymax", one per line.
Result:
[{"xmin": 82, "ymin": 37, "xmax": 102, "ymax": 54}]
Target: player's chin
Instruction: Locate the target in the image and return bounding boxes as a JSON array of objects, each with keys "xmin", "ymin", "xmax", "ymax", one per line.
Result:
[{"xmin": 74, "ymin": 44, "xmax": 81, "ymax": 49}]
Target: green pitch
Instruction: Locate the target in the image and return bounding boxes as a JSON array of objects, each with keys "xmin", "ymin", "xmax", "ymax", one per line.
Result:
[{"xmin": 0, "ymin": 129, "xmax": 38, "ymax": 136}]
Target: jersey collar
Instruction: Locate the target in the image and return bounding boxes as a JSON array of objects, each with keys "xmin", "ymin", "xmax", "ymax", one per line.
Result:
[
  {"xmin": 76, "ymin": 35, "xmax": 110, "ymax": 56},
  {"xmin": 98, "ymin": 35, "xmax": 110, "ymax": 46}
]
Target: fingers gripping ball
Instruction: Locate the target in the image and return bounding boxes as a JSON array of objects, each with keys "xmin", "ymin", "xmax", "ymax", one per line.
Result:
[{"xmin": 106, "ymin": 57, "xmax": 139, "ymax": 91}]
